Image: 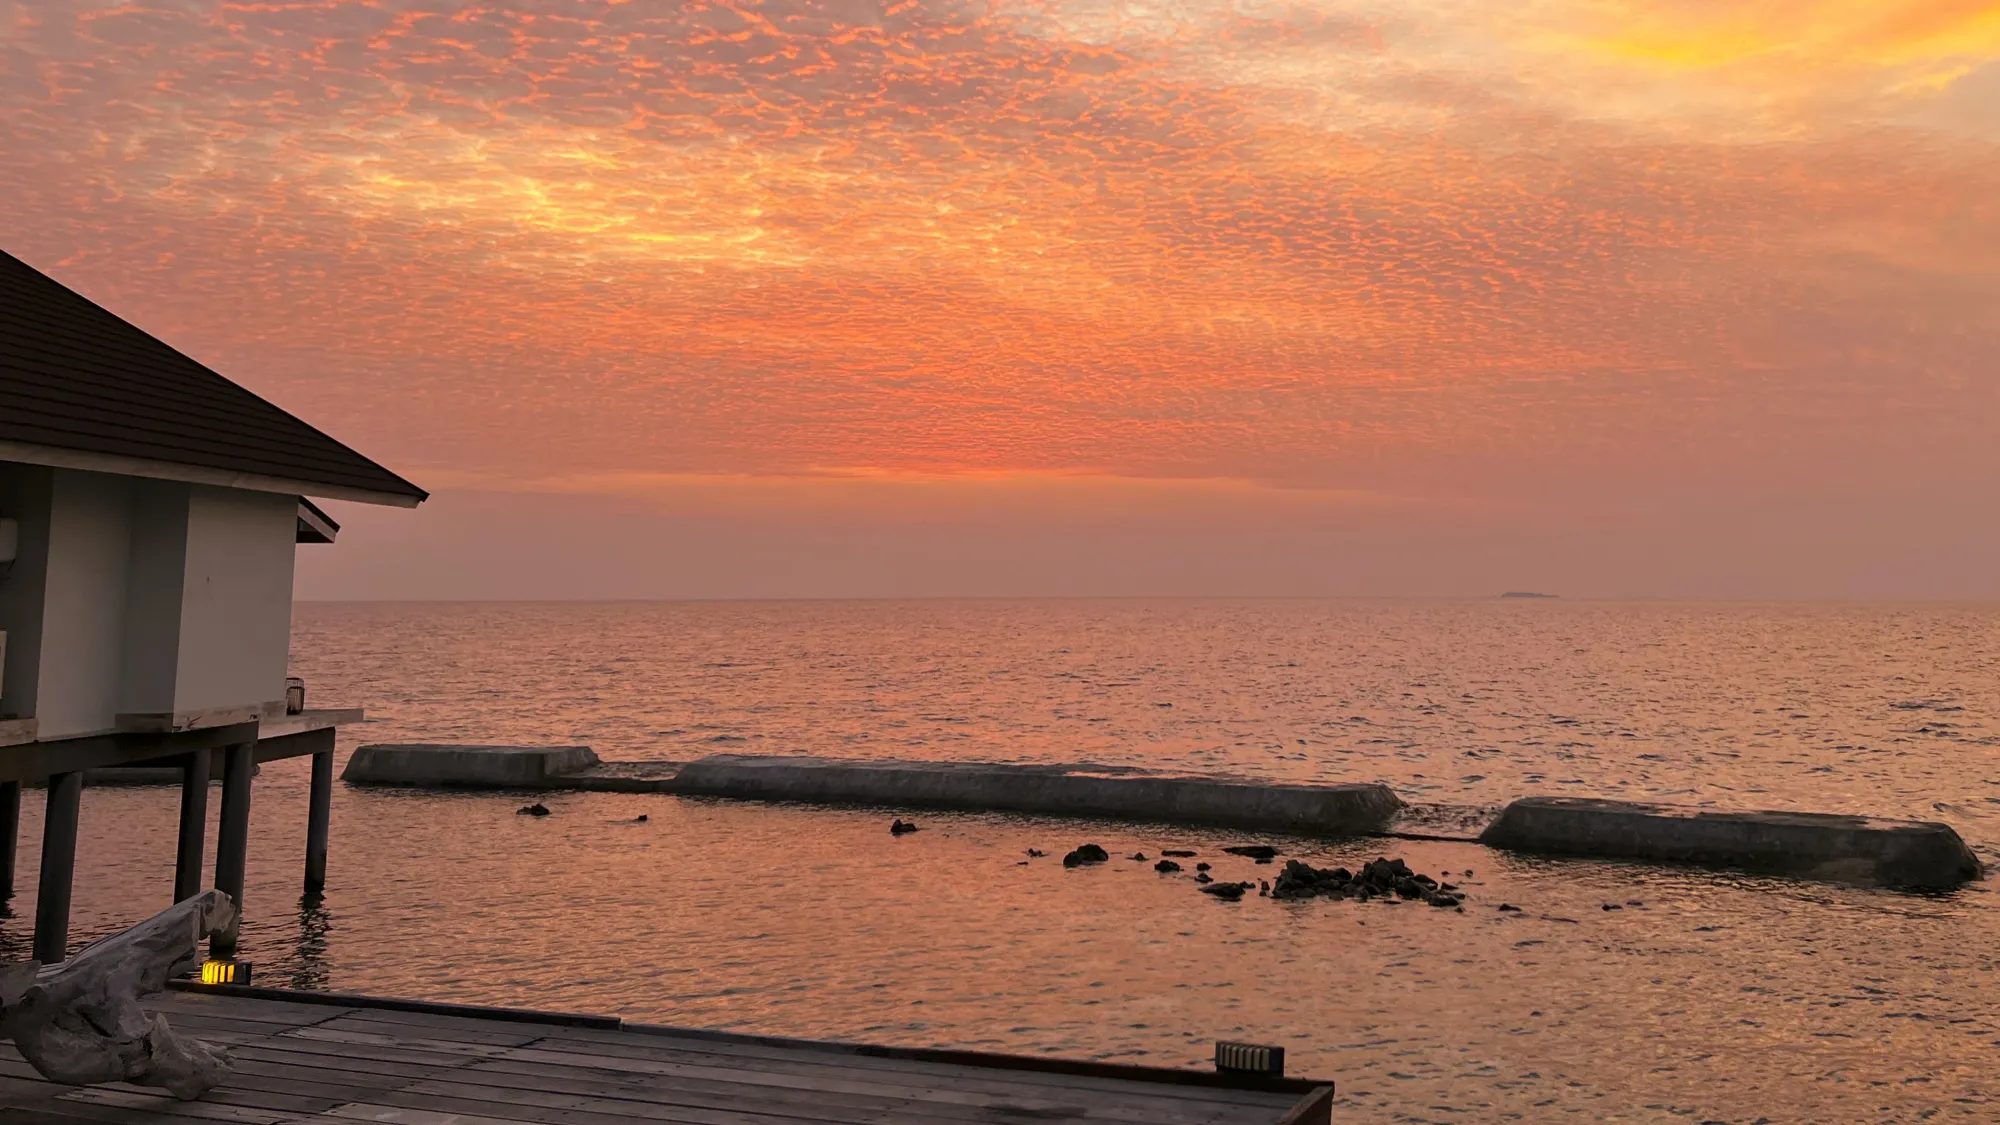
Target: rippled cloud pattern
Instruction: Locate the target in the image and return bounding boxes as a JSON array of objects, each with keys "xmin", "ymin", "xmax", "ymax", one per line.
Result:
[{"xmin": 3, "ymin": 0, "xmax": 1996, "ymax": 504}]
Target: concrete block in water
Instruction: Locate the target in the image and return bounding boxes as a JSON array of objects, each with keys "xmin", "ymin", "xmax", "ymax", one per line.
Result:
[
  {"xmin": 342, "ymin": 744, "xmax": 600, "ymax": 788},
  {"xmin": 1479, "ymin": 796, "xmax": 1982, "ymax": 888},
  {"xmin": 670, "ymin": 754, "xmax": 1403, "ymax": 836}
]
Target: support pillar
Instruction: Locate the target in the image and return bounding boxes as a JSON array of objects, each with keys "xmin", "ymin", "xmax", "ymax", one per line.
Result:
[
  {"xmin": 304, "ymin": 750, "xmax": 332, "ymax": 892},
  {"xmin": 0, "ymin": 778, "xmax": 19, "ymax": 901},
  {"xmin": 210, "ymin": 743, "xmax": 255, "ymax": 957},
  {"xmin": 33, "ymin": 771, "xmax": 82, "ymax": 964},
  {"xmin": 174, "ymin": 746, "xmax": 212, "ymax": 904}
]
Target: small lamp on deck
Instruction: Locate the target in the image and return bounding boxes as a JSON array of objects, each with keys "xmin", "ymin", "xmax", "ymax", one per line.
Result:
[{"xmin": 200, "ymin": 960, "xmax": 251, "ymax": 986}]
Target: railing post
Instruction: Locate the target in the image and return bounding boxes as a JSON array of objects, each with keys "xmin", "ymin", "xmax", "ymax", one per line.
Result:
[
  {"xmin": 210, "ymin": 742, "xmax": 256, "ymax": 957},
  {"xmin": 0, "ymin": 778, "xmax": 19, "ymax": 900},
  {"xmin": 33, "ymin": 770, "xmax": 82, "ymax": 963},
  {"xmin": 174, "ymin": 746, "xmax": 212, "ymax": 904},
  {"xmin": 304, "ymin": 749, "xmax": 332, "ymax": 892}
]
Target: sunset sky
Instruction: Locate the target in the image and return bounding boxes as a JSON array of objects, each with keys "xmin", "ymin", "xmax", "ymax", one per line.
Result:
[{"xmin": 4, "ymin": 0, "xmax": 1997, "ymax": 598}]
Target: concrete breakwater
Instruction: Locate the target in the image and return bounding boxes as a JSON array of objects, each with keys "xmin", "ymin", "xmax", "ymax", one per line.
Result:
[
  {"xmin": 340, "ymin": 746, "xmax": 1984, "ymax": 888},
  {"xmin": 1479, "ymin": 796, "xmax": 1983, "ymax": 889},
  {"xmin": 671, "ymin": 754, "xmax": 1406, "ymax": 837},
  {"xmin": 341, "ymin": 745, "xmax": 679, "ymax": 792}
]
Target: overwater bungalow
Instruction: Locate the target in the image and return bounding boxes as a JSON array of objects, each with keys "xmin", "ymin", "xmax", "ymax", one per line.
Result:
[{"xmin": 0, "ymin": 249, "xmax": 427, "ymax": 963}]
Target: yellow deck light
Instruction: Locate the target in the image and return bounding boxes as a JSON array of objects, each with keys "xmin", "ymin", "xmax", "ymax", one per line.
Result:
[{"xmin": 200, "ymin": 960, "xmax": 251, "ymax": 986}]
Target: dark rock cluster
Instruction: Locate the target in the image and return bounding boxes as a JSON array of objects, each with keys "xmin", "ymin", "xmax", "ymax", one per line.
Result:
[
  {"xmin": 1063, "ymin": 843, "xmax": 1110, "ymax": 867},
  {"xmin": 1270, "ymin": 857, "xmax": 1464, "ymax": 907},
  {"xmin": 516, "ymin": 803, "xmax": 550, "ymax": 817},
  {"xmin": 890, "ymin": 819, "xmax": 920, "ymax": 835},
  {"xmin": 1043, "ymin": 841, "xmax": 1470, "ymax": 912}
]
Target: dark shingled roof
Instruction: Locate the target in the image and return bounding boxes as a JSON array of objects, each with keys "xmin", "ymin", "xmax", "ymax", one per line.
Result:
[{"xmin": 0, "ymin": 249, "xmax": 426, "ymax": 504}]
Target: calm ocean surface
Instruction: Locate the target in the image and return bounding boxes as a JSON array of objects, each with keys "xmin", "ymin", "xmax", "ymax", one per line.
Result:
[{"xmin": 5, "ymin": 600, "xmax": 1998, "ymax": 1123}]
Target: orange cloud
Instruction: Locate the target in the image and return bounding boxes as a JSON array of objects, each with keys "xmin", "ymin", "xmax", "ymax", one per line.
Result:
[{"xmin": 0, "ymin": 0, "xmax": 1993, "ymax": 505}]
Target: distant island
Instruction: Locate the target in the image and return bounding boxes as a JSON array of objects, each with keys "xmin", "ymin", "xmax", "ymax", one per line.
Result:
[{"xmin": 1500, "ymin": 591, "xmax": 1559, "ymax": 599}]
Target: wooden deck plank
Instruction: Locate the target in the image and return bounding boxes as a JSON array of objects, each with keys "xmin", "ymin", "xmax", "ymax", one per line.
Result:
[
  {"xmin": 472, "ymin": 1048, "xmax": 1269, "ymax": 1125},
  {"xmin": 513, "ymin": 1036, "xmax": 1296, "ymax": 1110},
  {"xmin": 310, "ymin": 1017, "xmax": 1290, "ymax": 1114},
  {"xmin": 150, "ymin": 993, "xmax": 361, "ymax": 1029},
  {"xmin": 211, "ymin": 1001, "xmax": 1294, "ymax": 1117},
  {"xmin": 412, "ymin": 1065, "xmax": 1261, "ymax": 1125},
  {"xmin": 162, "ymin": 1064, "xmax": 416, "ymax": 1108},
  {"xmin": 306, "ymin": 1011, "xmax": 561, "ymax": 1047},
  {"xmin": 233, "ymin": 1032, "xmax": 501, "ymax": 1071},
  {"xmin": 2, "ymin": 1109, "xmax": 95, "ymax": 1125},
  {"xmin": 397, "ymin": 1033, "xmax": 1270, "ymax": 1120},
  {"xmin": 365, "ymin": 1086, "xmax": 865, "ymax": 1125},
  {"xmin": 413, "ymin": 1062, "xmax": 1118, "ymax": 1125},
  {"xmin": 283, "ymin": 1025, "xmax": 527, "ymax": 1058},
  {"xmin": 320, "ymin": 1104, "xmax": 546, "ymax": 1125},
  {"xmin": 535, "ymin": 1029, "xmax": 1301, "ymax": 1108},
  {"xmin": 222, "ymin": 1044, "xmax": 466, "ymax": 1084},
  {"xmin": 1, "ymin": 1104, "xmax": 155, "ymax": 1125},
  {"xmin": 88, "ymin": 1081, "xmax": 341, "ymax": 1117},
  {"xmin": 403, "ymin": 1074, "xmax": 993, "ymax": 1125},
  {"xmin": 289, "ymin": 1005, "xmax": 1301, "ymax": 1105},
  {"xmin": 464, "ymin": 1049, "xmax": 1283, "ymax": 1122},
  {"xmin": 49, "ymin": 1087, "xmax": 304, "ymax": 1124},
  {"xmin": 12, "ymin": 991, "xmax": 1313, "ymax": 1125}
]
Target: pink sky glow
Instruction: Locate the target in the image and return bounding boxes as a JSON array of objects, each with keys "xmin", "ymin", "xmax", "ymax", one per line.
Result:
[{"xmin": 4, "ymin": 0, "xmax": 1997, "ymax": 597}]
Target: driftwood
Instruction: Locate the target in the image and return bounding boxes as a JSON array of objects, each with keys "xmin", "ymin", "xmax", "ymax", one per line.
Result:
[{"xmin": 0, "ymin": 890, "xmax": 236, "ymax": 1099}]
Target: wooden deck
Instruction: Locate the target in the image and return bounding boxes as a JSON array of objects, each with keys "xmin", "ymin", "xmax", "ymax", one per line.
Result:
[{"xmin": 0, "ymin": 987, "xmax": 1331, "ymax": 1125}]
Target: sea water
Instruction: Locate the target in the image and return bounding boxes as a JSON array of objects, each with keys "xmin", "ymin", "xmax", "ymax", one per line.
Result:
[{"xmin": 4, "ymin": 600, "xmax": 1996, "ymax": 1123}]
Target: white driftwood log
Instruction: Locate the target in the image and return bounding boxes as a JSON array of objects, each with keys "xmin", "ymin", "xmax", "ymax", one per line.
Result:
[{"xmin": 0, "ymin": 890, "xmax": 237, "ymax": 1100}]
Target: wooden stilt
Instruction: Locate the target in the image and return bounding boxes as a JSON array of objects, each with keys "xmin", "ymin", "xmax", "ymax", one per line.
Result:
[
  {"xmin": 33, "ymin": 771, "xmax": 82, "ymax": 963},
  {"xmin": 304, "ymin": 749, "xmax": 332, "ymax": 892},
  {"xmin": 174, "ymin": 746, "xmax": 211, "ymax": 904},
  {"xmin": 210, "ymin": 742, "xmax": 255, "ymax": 957},
  {"xmin": 0, "ymin": 778, "xmax": 19, "ymax": 901}
]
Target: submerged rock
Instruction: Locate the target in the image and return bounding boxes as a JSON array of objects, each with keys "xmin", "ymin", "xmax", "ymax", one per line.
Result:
[
  {"xmin": 1155, "ymin": 859, "xmax": 1182, "ymax": 873},
  {"xmin": 1201, "ymin": 881, "xmax": 1254, "ymax": 900},
  {"xmin": 1130, "ymin": 853, "xmax": 1148, "ymax": 861},
  {"xmin": 633, "ymin": 814, "xmax": 649, "ymax": 823},
  {"xmin": 1195, "ymin": 862, "xmax": 1211, "ymax": 871},
  {"xmin": 1195, "ymin": 872, "xmax": 1213, "ymax": 884},
  {"xmin": 1063, "ymin": 843, "xmax": 1110, "ymax": 867},
  {"xmin": 517, "ymin": 803, "xmax": 550, "ymax": 817},
  {"xmin": 1223, "ymin": 845, "xmax": 1279, "ymax": 860},
  {"xmin": 890, "ymin": 819, "xmax": 920, "ymax": 835},
  {"xmin": 1268, "ymin": 856, "xmax": 1472, "ymax": 910},
  {"xmin": 1026, "ymin": 849, "xmax": 1046, "ymax": 857},
  {"xmin": 1162, "ymin": 849, "xmax": 1197, "ymax": 858}
]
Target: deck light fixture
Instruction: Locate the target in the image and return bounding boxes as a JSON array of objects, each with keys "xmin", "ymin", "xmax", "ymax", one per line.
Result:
[
  {"xmin": 200, "ymin": 959, "xmax": 251, "ymax": 986},
  {"xmin": 1214, "ymin": 1040, "xmax": 1285, "ymax": 1077}
]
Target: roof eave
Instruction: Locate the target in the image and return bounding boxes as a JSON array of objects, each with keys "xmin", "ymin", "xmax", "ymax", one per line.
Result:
[{"xmin": 0, "ymin": 438, "xmax": 427, "ymax": 508}]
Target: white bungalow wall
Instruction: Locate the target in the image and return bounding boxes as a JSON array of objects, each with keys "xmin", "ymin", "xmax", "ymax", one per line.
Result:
[
  {"xmin": 158, "ymin": 483, "xmax": 297, "ymax": 726},
  {"xmin": 38, "ymin": 469, "xmax": 137, "ymax": 737},
  {"xmin": 0, "ymin": 463, "xmax": 298, "ymax": 740}
]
